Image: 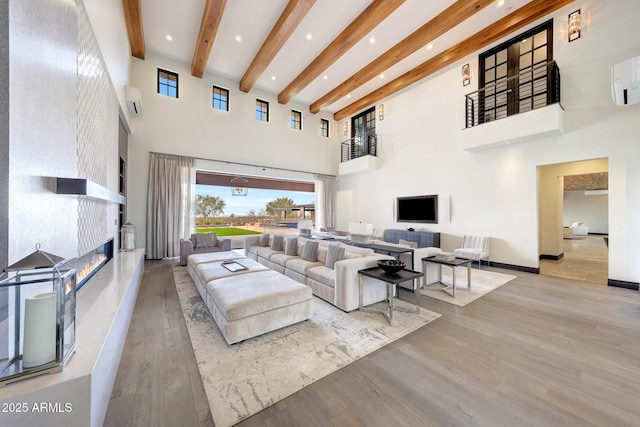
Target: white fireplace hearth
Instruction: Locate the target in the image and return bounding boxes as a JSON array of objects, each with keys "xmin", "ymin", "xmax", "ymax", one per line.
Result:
[{"xmin": 0, "ymin": 249, "xmax": 144, "ymax": 427}]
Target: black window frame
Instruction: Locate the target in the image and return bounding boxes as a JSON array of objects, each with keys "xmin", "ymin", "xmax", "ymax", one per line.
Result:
[
  {"xmin": 290, "ymin": 109, "xmax": 302, "ymax": 130},
  {"xmin": 478, "ymin": 20, "xmax": 553, "ymax": 123},
  {"xmin": 157, "ymin": 68, "xmax": 179, "ymax": 98},
  {"xmin": 212, "ymin": 85, "xmax": 229, "ymax": 111},
  {"xmin": 255, "ymin": 99, "xmax": 269, "ymax": 122},
  {"xmin": 320, "ymin": 118, "xmax": 330, "ymax": 137}
]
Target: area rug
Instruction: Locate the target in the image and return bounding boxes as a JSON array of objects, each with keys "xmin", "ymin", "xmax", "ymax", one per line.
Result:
[
  {"xmin": 421, "ymin": 268, "xmax": 517, "ymax": 307},
  {"xmin": 173, "ymin": 266, "xmax": 440, "ymax": 427}
]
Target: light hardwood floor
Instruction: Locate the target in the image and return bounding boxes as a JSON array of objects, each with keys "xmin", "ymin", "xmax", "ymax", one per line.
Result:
[
  {"xmin": 540, "ymin": 235, "xmax": 609, "ymax": 284},
  {"xmin": 104, "ymin": 258, "xmax": 639, "ymax": 427}
]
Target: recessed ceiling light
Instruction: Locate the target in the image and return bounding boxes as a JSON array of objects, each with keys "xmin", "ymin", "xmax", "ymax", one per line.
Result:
[
  {"xmin": 166, "ymin": 35, "xmax": 173, "ymax": 41},
  {"xmin": 271, "ymin": 76, "xmax": 276, "ymax": 81},
  {"xmin": 323, "ymin": 75, "xmax": 328, "ymax": 80},
  {"xmin": 235, "ymin": 35, "xmax": 242, "ymax": 43},
  {"xmin": 379, "ymin": 73, "xmax": 385, "ymax": 79},
  {"xmin": 427, "ymin": 44, "xmax": 433, "ymax": 50},
  {"xmin": 306, "ymin": 33, "xmax": 312, "ymax": 40},
  {"xmin": 369, "ymin": 37, "xmax": 375, "ymax": 44},
  {"xmin": 347, "ymin": 94, "xmax": 351, "ymax": 99},
  {"xmin": 497, "ymin": 0, "xmax": 505, "ymax": 6}
]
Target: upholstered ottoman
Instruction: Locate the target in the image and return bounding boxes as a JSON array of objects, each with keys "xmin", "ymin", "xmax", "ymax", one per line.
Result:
[
  {"xmin": 188, "ymin": 257, "xmax": 269, "ymax": 297},
  {"xmin": 187, "ymin": 251, "xmax": 243, "ymax": 267},
  {"xmin": 203, "ymin": 270, "xmax": 313, "ymax": 344}
]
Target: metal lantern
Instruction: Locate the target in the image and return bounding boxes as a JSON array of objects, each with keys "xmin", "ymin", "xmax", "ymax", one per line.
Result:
[
  {"xmin": 0, "ymin": 244, "xmax": 77, "ymax": 387},
  {"xmin": 121, "ymin": 222, "xmax": 137, "ymax": 251}
]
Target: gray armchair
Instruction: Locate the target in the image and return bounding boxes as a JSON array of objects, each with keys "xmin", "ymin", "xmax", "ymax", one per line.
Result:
[{"xmin": 179, "ymin": 233, "xmax": 231, "ymax": 265}]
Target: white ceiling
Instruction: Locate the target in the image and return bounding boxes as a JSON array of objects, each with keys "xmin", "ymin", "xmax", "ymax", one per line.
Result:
[{"xmin": 139, "ymin": 0, "xmax": 534, "ymax": 113}]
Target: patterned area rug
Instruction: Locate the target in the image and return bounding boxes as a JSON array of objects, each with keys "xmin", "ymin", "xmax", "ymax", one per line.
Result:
[
  {"xmin": 173, "ymin": 266, "xmax": 440, "ymax": 427},
  {"xmin": 421, "ymin": 268, "xmax": 517, "ymax": 307}
]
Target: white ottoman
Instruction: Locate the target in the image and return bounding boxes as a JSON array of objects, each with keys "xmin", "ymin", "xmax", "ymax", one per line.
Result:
[{"xmin": 204, "ymin": 270, "xmax": 313, "ymax": 344}]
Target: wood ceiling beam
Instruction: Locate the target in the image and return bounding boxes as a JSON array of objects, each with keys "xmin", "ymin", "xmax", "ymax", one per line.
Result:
[
  {"xmin": 240, "ymin": 0, "xmax": 316, "ymax": 93},
  {"xmin": 122, "ymin": 0, "xmax": 145, "ymax": 60},
  {"xmin": 277, "ymin": 0, "xmax": 405, "ymax": 105},
  {"xmin": 191, "ymin": 0, "xmax": 227, "ymax": 78},
  {"xmin": 310, "ymin": 0, "xmax": 494, "ymax": 114},
  {"xmin": 333, "ymin": 0, "xmax": 575, "ymax": 121}
]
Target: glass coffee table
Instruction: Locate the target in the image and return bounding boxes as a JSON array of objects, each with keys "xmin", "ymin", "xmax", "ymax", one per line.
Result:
[
  {"xmin": 358, "ymin": 266, "xmax": 423, "ymax": 325},
  {"xmin": 422, "ymin": 256, "xmax": 473, "ymax": 298}
]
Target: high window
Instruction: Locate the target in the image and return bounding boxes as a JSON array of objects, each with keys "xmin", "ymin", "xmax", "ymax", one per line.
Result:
[
  {"xmin": 479, "ymin": 20, "xmax": 553, "ymax": 123},
  {"xmin": 157, "ymin": 68, "xmax": 178, "ymax": 98},
  {"xmin": 290, "ymin": 110, "xmax": 302, "ymax": 130},
  {"xmin": 347, "ymin": 106, "xmax": 377, "ymax": 158},
  {"xmin": 212, "ymin": 86, "xmax": 229, "ymax": 111},
  {"xmin": 320, "ymin": 119, "xmax": 330, "ymax": 137},
  {"xmin": 255, "ymin": 99, "xmax": 269, "ymax": 122}
]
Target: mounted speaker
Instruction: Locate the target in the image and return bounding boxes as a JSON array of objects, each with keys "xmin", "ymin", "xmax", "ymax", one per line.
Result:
[{"xmin": 125, "ymin": 86, "xmax": 143, "ymax": 115}]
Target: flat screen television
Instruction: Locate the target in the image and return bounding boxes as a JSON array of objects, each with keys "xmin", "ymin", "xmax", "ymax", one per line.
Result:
[{"xmin": 396, "ymin": 195, "xmax": 438, "ymax": 223}]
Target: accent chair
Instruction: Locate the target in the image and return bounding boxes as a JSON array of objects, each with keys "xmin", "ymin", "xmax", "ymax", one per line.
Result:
[{"xmin": 453, "ymin": 235, "xmax": 490, "ymax": 268}]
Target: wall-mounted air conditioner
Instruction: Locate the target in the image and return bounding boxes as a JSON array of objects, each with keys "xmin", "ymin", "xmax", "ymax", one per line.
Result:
[
  {"xmin": 612, "ymin": 56, "xmax": 640, "ymax": 106},
  {"xmin": 125, "ymin": 86, "xmax": 143, "ymax": 115}
]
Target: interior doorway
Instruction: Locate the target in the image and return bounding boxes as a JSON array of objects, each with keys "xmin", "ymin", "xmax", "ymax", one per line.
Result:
[{"xmin": 537, "ymin": 159, "xmax": 609, "ymax": 284}]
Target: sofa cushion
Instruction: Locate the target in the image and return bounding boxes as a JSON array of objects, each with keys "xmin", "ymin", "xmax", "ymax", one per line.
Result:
[
  {"xmin": 270, "ymin": 234, "xmax": 284, "ymax": 251},
  {"xmin": 325, "ymin": 244, "xmax": 345, "ymax": 269},
  {"xmin": 259, "ymin": 233, "xmax": 270, "ymax": 247},
  {"xmin": 270, "ymin": 253, "xmax": 299, "ymax": 266},
  {"xmin": 307, "ymin": 265, "xmax": 335, "ymax": 288},
  {"xmin": 284, "ymin": 237, "xmax": 298, "ymax": 256},
  {"xmin": 301, "ymin": 240, "xmax": 319, "ymax": 261},
  {"xmin": 256, "ymin": 246, "xmax": 281, "ymax": 259},
  {"xmin": 195, "ymin": 233, "xmax": 217, "ymax": 248},
  {"xmin": 286, "ymin": 257, "xmax": 323, "ymax": 275}
]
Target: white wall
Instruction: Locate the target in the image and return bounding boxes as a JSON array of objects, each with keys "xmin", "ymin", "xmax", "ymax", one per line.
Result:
[
  {"xmin": 564, "ymin": 191, "xmax": 608, "ymax": 234},
  {"xmin": 127, "ymin": 52, "xmax": 339, "ymax": 246},
  {"xmin": 336, "ymin": 1, "xmax": 640, "ymax": 284},
  {"xmin": 83, "ymin": 0, "xmax": 133, "ymax": 126}
]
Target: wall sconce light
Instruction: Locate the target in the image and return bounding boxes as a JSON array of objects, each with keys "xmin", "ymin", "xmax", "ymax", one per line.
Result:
[
  {"xmin": 462, "ymin": 63, "xmax": 471, "ymax": 86},
  {"xmin": 343, "ymin": 121, "xmax": 349, "ymax": 137},
  {"xmin": 568, "ymin": 9, "xmax": 582, "ymax": 42},
  {"xmin": 378, "ymin": 103, "xmax": 384, "ymax": 121}
]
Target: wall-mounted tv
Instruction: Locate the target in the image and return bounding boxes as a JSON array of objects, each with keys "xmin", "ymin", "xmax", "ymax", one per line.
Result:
[{"xmin": 396, "ymin": 194, "xmax": 438, "ymax": 223}]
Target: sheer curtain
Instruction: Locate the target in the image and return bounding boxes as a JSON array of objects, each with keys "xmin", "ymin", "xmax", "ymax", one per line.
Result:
[
  {"xmin": 314, "ymin": 174, "xmax": 336, "ymax": 231},
  {"xmin": 146, "ymin": 153, "xmax": 195, "ymax": 259}
]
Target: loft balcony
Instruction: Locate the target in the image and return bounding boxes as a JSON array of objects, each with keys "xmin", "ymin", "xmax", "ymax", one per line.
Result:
[
  {"xmin": 338, "ymin": 132, "xmax": 379, "ymax": 175},
  {"xmin": 461, "ymin": 61, "xmax": 564, "ymax": 150}
]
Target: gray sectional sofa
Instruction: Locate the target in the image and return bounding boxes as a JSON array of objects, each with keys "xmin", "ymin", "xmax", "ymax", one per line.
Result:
[{"xmin": 245, "ymin": 234, "xmax": 393, "ymax": 312}]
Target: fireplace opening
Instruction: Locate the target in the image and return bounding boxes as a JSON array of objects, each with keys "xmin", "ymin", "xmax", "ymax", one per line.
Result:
[{"xmin": 70, "ymin": 239, "xmax": 114, "ymax": 291}]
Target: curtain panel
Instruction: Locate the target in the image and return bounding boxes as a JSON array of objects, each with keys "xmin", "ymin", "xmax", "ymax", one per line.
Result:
[
  {"xmin": 314, "ymin": 175, "xmax": 336, "ymax": 231},
  {"xmin": 146, "ymin": 153, "xmax": 195, "ymax": 259}
]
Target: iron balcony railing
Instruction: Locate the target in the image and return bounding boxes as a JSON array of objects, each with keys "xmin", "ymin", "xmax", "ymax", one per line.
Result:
[
  {"xmin": 340, "ymin": 132, "xmax": 377, "ymax": 163},
  {"xmin": 465, "ymin": 60, "xmax": 561, "ymax": 128}
]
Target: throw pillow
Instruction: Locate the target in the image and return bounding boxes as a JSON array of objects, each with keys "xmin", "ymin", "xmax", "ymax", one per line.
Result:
[
  {"xmin": 270, "ymin": 234, "xmax": 284, "ymax": 251},
  {"xmin": 284, "ymin": 237, "xmax": 298, "ymax": 256},
  {"xmin": 399, "ymin": 239, "xmax": 418, "ymax": 249},
  {"xmin": 325, "ymin": 244, "xmax": 345, "ymax": 269},
  {"xmin": 195, "ymin": 233, "xmax": 216, "ymax": 248},
  {"xmin": 301, "ymin": 241, "xmax": 319, "ymax": 262},
  {"xmin": 259, "ymin": 233, "xmax": 270, "ymax": 247}
]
